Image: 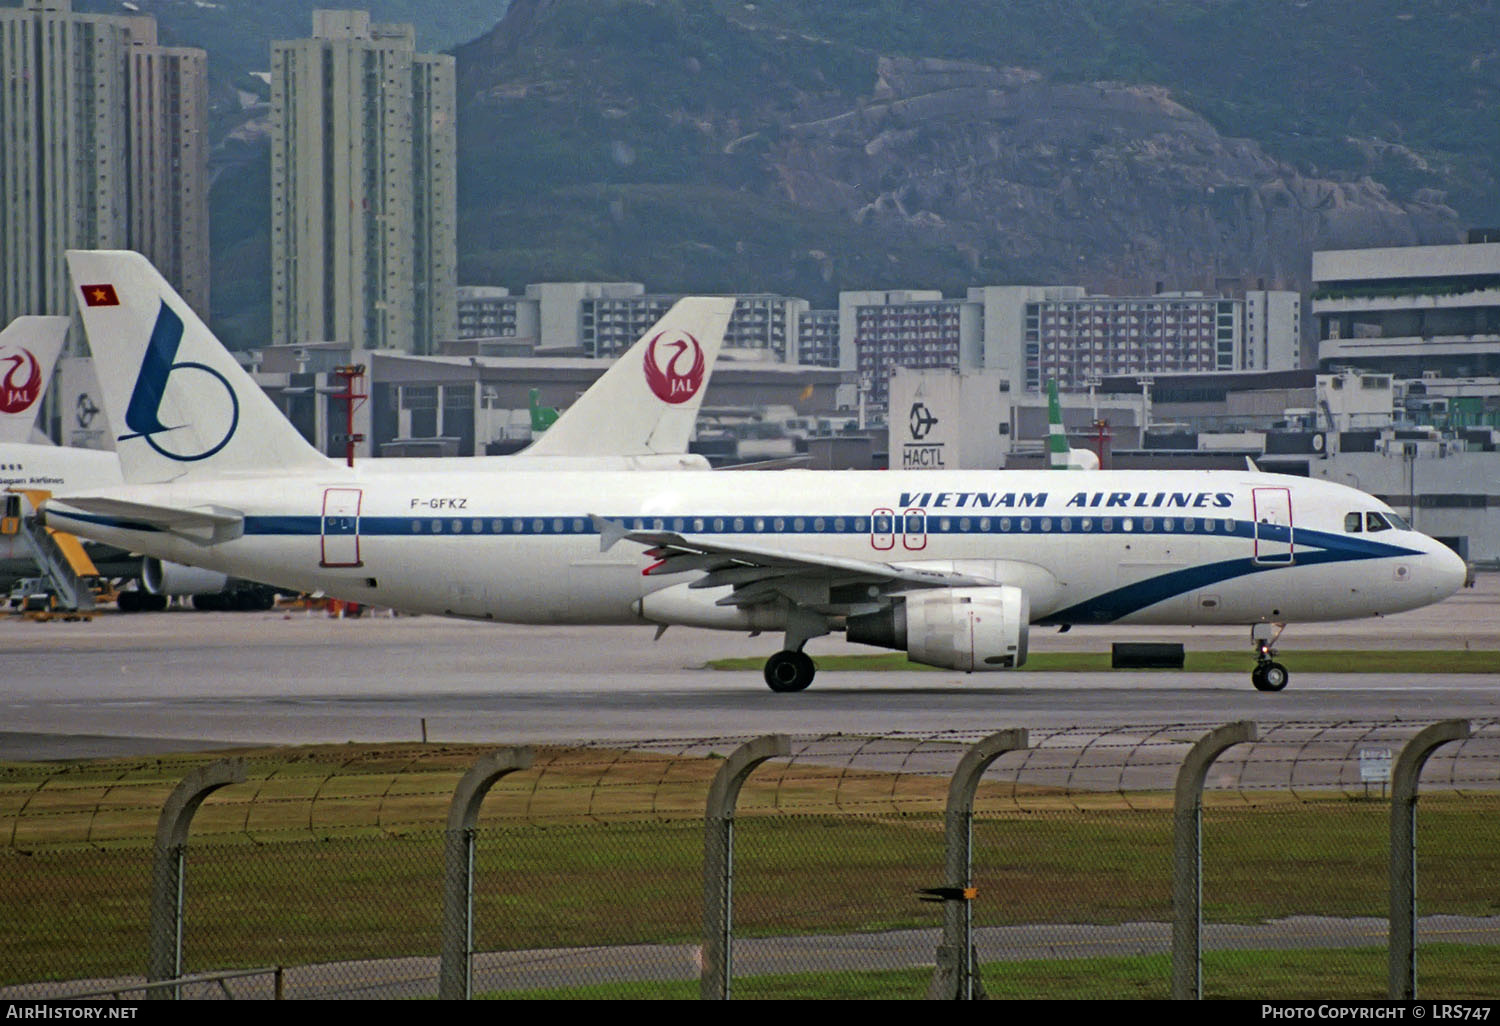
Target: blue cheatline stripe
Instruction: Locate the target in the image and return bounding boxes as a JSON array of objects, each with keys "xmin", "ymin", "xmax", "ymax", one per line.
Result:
[
  {"xmin": 58, "ymin": 507, "xmax": 1421, "ymax": 561},
  {"xmin": 1036, "ymin": 545, "xmax": 1401, "ymax": 625}
]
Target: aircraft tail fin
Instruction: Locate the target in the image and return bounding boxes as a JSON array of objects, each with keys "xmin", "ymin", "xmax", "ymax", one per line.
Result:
[
  {"xmin": 1046, "ymin": 379, "xmax": 1071, "ymax": 470},
  {"xmin": 66, "ymin": 250, "xmax": 328, "ymax": 483},
  {"xmin": 0, "ymin": 316, "xmax": 69, "ymax": 444},
  {"xmin": 524, "ymin": 297, "xmax": 735, "ymax": 458}
]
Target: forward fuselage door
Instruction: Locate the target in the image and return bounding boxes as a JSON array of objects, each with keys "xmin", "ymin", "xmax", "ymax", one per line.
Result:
[
  {"xmin": 321, "ymin": 487, "xmax": 364, "ymax": 568},
  {"xmin": 1252, "ymin": 487, "xmax": 1294, "ymax": 565}
]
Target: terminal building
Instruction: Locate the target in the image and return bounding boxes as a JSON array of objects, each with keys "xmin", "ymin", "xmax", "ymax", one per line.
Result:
[
  {"xmin": 246, "ymin": 342, "xmax": 846, "ymax": 461},
  {"xmin": 1314, "ymin": 232, "xmax": 1500, "ymax": 378}
]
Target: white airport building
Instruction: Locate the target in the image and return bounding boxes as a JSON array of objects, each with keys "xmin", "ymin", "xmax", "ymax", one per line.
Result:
[{"xmin": 1314, "ymin": 233, "xmax": 1500, "ymax": 378}]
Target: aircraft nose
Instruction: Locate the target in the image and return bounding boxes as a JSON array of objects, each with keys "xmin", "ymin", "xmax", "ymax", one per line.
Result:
[{"xmin": 1428, "ymin": 541, "xmax": 1468, "ymax": 600}]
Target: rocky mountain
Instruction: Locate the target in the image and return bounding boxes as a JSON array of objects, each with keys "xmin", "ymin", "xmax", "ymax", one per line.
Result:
[
  {"xmin": 53, "ymin": 0, "xmax": 1490, "ymax": 346},
  {"xmin": 769, "ymin": 56, "xmax": 1462, "ymax": 292},
  {"xmin": 452, "ymin": 0, "xmax": 1483, "ymax": 315}
]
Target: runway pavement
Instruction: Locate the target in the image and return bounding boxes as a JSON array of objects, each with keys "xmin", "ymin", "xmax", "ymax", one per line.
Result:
[{"xmin": 2, "ymin": 575, "xmax": 1497, "ymax": 761}]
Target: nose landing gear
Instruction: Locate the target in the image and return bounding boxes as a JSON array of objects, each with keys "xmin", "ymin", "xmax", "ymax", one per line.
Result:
[{"xmin": 1251, "ymin": 623, "xmax": 1289, "ymax": 692}]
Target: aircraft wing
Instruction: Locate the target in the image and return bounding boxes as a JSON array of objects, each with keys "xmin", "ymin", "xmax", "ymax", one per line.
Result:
[{"xmin": 592, "ymin": 514, "xmax": 996, "ymax": 609}]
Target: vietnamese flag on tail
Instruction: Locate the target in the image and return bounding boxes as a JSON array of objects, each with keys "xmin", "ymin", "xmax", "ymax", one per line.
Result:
[{"xmin": 80, "ymin": 284, "xmax": 119, "ymax": 307}]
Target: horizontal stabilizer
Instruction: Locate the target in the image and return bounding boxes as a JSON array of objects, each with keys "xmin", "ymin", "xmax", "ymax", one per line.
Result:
[{"xmin": 53, "ymin": 496, "xmax": 243, "ymax": 531}]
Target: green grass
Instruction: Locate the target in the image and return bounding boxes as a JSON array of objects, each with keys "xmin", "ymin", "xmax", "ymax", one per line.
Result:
[
  {"xmin": 707, "ymin": 650, "xmax": 1500, "ymax": 674},
  {"xmin": 4, "ymin": 745, "xmax": 1499, "ymax": 994},
  {"xmin": 484, "ymin": 945, "xmax": 1500, "ymax": 1000}
]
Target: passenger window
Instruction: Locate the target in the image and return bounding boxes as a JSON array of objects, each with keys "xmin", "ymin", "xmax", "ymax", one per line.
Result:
[
  {"xmin": 1367, "ymin": 512, "xmax": 1391, "ymax": 533},
  {"xmin": 1345, "ymin": 513, "xmax": 1361, "ymax": 533}
]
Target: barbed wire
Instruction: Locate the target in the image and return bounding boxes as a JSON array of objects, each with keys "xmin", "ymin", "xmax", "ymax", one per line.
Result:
[{"xmin": 2, "ymin": 718, "xmax": 1496, "ymax": 851}]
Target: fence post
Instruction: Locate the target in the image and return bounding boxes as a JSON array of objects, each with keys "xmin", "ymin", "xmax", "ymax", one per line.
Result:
[
  {"xmin": 147, "ymin": 758, "xmax": 247, "ymax": 1000},
  {"xmin": 1389, "ymin": 719, "xmax": 1470, "ymax": 1000},
  {"xmin": 439, "ymin": 747, "xmax": 535, "ymax": 1000},
  {"xmin": 927, "ymin": 728, "xmax": 1029, "ymax": 1000},
  {"xmin": 1172, "ymin": 720, "xmax": 1257, "ymax": 1000},
  {"xmin": 701, "ymin": 734, "xmax": 790, "ymax": 1000}
]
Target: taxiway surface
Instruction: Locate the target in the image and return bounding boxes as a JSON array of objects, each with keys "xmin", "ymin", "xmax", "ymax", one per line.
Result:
[{"xmin": 3, "ymin": 575, "xmax": 1497, "ymax": 760}]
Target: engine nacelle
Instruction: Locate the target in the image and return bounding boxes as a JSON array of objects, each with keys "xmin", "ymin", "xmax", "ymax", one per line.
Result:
[
  {"xmin": 847, "ymin": 586, "xmax": 1030, "ymax": 671},
  {"xmin": 142, "ymin": 557, "xmax": 228, "ymax": 597}
]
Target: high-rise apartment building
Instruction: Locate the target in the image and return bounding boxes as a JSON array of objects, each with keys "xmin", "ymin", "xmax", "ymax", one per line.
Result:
[
  {"xmin": 0, "ymin": 0, "xmax": 208, "ymax": 326},
  {"xmin": 843, "ymin": 285, "xmax": 1301, "ymax": 408},
  {"xmin": 271, "ymin": 10, "xmax": 456, "ymax": 354}
]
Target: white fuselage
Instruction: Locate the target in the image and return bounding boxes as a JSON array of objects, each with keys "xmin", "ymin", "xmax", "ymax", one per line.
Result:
[
  {"xmin": 1, "ymin": 442, "xmax": 122, "ymax": 573},
  {"xmin": 47, "ymin": 466, "xmax": 1466, "ymax": 632}
]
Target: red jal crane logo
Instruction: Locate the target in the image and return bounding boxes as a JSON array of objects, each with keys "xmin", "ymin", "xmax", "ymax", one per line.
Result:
[
  {"xmin": 0, "ymin": 347, "xmax": 41, "ymax": 415},
  {"xmin": 643, "ymin": 332, "xmax": 705, "ymax": 404}
]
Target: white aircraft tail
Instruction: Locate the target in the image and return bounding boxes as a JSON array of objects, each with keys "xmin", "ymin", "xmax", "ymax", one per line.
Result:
[
  {"xmin": 0, "ymin": 316, "xmax": 69, "ymax": 444},
  {"xmin": 523, "ymin": 297, "xmax": 736, "ymax": 458},
  {"xmin": 1046, "ymin": 378, "xmax": 1100, "ymax": 471},
  {"xmin": 66, "ymin": 250, "xmax": 328, "ymax": 483}
]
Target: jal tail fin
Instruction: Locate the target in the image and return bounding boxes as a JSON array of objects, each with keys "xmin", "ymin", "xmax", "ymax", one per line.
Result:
[
  {"xmin": 66, "ymin": 250, "xmax": 329, "ymax": 483},
  {"xmin": 0, "ymin": 316, "xmax": 69, "ymax": 443},
  {"xmin": 1046, "ymin": 379, "xmax": 1070, "ymax": 470},
  {"xmin": 523, "ymin": 296, "xmax": 736, "ymax": 458}
]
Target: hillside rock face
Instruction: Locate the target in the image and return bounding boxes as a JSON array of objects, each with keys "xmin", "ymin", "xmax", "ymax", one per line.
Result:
[
  {"xmin": 769, "ymin": 56, "xmax": 1462, "ymax": 291},
  {"xmin": 453, "ymin": 3, "xmax": 1467, "ymax": 301}
]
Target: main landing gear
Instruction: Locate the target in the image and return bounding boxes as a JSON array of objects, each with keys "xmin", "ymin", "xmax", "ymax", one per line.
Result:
[
  {"xmin": 762, "ymin": 610, "xmax": 828, "ymax": 692},
  {"xmin": 764, "ymin": 650, "xmax": 816, "ymax": 692},
  {"xmin": 1251, "ymin": 623, "xmax": 1289, "ymax": 692}
]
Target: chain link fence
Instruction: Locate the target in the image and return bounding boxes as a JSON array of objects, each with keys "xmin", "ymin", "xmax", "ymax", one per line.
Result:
[{"xmin": 1, "ymin": 719, "xmax": 1497, "ymax": 1000}]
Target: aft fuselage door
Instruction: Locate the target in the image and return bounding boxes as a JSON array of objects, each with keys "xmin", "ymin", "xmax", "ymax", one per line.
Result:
[
  {"xmin": 1252, "ymin": 487, "xmax": 1294, "ymax": 565},
  {"xmin": 321, "ymin": 487, "xmax": 364, "ymax": 568}
]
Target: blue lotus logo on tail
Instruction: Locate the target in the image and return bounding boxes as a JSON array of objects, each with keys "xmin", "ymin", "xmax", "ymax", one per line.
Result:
[{"xmin": 117, "ymin": 301, "xmax": 239, "ymax": 462}]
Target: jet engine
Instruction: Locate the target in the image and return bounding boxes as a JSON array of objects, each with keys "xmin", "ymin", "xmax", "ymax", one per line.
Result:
[
  {"xmin": 142, "ymin": 557, "xmax": 228, "ymax": 597},
  {"xmin": 846, "ymin": 586, "xmax": 1029, "ymax": 671}
]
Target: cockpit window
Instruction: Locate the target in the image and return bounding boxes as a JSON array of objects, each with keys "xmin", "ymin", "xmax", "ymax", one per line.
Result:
[
  {"xmin": 1366, "ymin": 512, "xmax": 1391, "ymax": 533},
  {"xmin": 1344, "ymin": 512, "xmax": 1362, "ymax": 533},
  {"xmin": 1385, "ymin": 511, "xmax": 1411, "ymax": 531}
]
